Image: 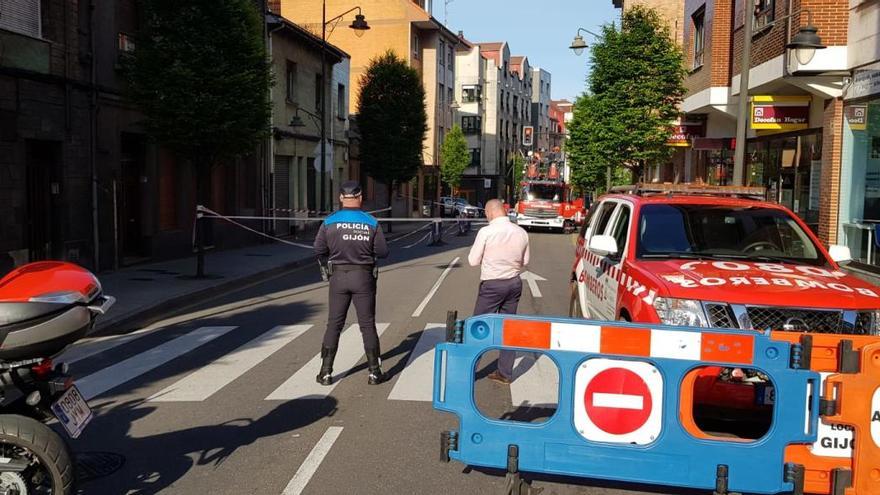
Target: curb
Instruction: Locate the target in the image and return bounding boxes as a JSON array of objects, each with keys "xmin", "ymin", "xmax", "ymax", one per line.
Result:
[
  {"xmin": 92, "ymin": 255, "xmax": 316, "ymax": 337},
  {"xmin": 92, "ymin": 225, "xmax": 425, "ymax": 337}
]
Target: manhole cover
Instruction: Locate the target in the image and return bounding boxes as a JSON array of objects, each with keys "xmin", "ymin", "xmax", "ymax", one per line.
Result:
[
  {"xmin": 128, "ymin": 277, "xmax": 155, "ymax": 282},
  {"xmin": 75, "ymin": 452, "xmax": 125, "ymax": 482},
  {"xmin": 245, "ymin": 253, "xmax": 272, "ymax": 257}
]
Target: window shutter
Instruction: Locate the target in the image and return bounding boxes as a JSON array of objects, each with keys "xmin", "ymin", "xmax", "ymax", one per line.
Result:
[{"xmin": 0, "ymin": 0, "xmax": 41, "ymax": 38}]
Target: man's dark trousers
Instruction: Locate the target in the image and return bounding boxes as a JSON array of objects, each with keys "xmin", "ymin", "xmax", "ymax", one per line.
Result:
[
  {"xmin": 473, "ymin": 277, "xmax": 522, "ymax": 379},
  {"xmin": 323, "ymin": 266, "xmax": 379, "ymax": 350}
]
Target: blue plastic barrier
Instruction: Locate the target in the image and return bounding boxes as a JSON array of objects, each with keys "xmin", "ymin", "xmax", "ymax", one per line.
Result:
[{"xmin": 433, "ymin": 313, "xmax": 820, "ymax": 494}]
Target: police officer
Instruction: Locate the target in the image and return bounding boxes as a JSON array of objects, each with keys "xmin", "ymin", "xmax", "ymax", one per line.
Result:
[{"xmin": 314, "ymin": 181, "xmax": 389, "ymax": 386}]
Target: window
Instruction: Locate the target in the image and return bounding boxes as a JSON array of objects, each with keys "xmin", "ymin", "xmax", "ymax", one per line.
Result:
[
  {"xmin": 439, "ymin": 40, "xmax": 445, "ymax": 67},
  {"xmin": 448, "ymin": 46, "xmax": 454, "ymax": 67},
  {"xmin": 461, "ymin": 116, "xmax": 481, "ymax": 134},
  {"xmin": 462, "ymin": 85, "xmax": 481, "ymax": 103},
  {"xmin": 636, "ymin": 204, "xmax": 823, "ymax": 264},
  {"xmin": 609, "ymin": 206, "xmax": 631, "ymax": 260},
  {"xmin": 286, "ymin": 61, "xmax": 298, "ymax": 103},
  {"xmin": 439, "ymin": 83, "xmax": 445, "ymax": 107},
  {"xmin": 412, "ymin": 33, "xmax": 421, "ymax": 59},
  {"xmin": 337, "ymin": 83, "xmax": 345, "ymax": 118},
  {"xmin": 315, "ymin": 74, "xmax": 322, "ymax": 111},
  {"xmin": 0, "ymin": 0, "xmax": 41, "ymax": 38},
  {"xmin": 753, "ymin": 0, "xmax": 774, "ymax": 30},
  {"xmin": 469, "ymin": 148, "xmax": 481, "ymax": 167},
  {"xmin": 692, "ymin": 7, "xmax": 705, "ymax": 69},
  {"xmin": 448, "ymin": 88, "xmax": 453, "ymax": 109},
  {"xmin": 590, "ymin": 202, "xmax": 617, "ymax": 238}
]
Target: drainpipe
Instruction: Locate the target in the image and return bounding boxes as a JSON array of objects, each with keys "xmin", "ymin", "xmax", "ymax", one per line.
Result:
[{"xmin": 89, "ymin": 0, "xmax": 100, "ymax": 270}]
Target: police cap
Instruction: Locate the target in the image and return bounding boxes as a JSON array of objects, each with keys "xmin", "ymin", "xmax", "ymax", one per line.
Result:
[{"xmin": 340, "ymin": 181, "xmax": 362, "ymax": 198}]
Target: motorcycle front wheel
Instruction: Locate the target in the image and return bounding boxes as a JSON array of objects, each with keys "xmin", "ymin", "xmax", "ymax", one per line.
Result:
[{"xmin": 0, "ymin": 415, "xmax": 74, "ymax": 495}]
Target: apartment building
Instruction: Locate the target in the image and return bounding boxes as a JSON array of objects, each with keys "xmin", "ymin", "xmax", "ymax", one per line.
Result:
[
  {"xmin": 282, "ymin": 0, "xmax": 460, "ymax": 216},
  {"xmin": 681, "ymin": 0, "xmax": 849, "ymax": 245},
  {"xmin": 453, "ymin": 38, "xmax": 535, "ymax": 204},
  {"xmin": 531, "ymin": 68, "xmax": 553, "ymax": 153},
  {"xmin": 1, "ymin": 0, "xmax": 268, "ymax": 272},
  {"xmin": 613, "ymin": 0, "xmax": 685, "ymax": 45},
  {"xmin": 267, "ymin": 13, "xmax": 350, "ymax": 225}
]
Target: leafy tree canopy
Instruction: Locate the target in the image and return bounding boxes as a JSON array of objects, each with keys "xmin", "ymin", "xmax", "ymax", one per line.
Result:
[
  {"xmin": 125, "ymin": 0, "xmax": 272, "ymax": 171},
  {"xmin": 567, "ymin": 5, "xmax": 686, "ymax": 194},
  {"xmin": 440, "ymin": 125, "xmax": 469, "ymax": 193},
  {"xmin": 357, "ymin": 51, "xmax": 428, "ymax": 189}
]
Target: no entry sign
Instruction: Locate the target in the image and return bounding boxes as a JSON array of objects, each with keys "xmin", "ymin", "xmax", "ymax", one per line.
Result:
[{"xmin": 574, "ymin": 358, "xmax": 663, "ymax": 445}]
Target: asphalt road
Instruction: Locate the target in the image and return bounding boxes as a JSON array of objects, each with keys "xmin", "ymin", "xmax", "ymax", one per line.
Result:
[{"xmin": 59, "ymin": 226, "xmax": 680, "ymax": 495}]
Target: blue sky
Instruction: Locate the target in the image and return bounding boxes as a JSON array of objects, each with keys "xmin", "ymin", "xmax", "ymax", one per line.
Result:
[{"xmin": 444, "ymin": 0, "xmax": 621, "ymax": 101}]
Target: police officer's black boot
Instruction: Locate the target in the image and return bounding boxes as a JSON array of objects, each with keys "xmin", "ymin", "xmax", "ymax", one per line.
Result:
[
  {"xmin": 316, "ymin": 347, "xmax": 336, "ymax": 386},
  {"xmin": 365, "ymin": 348, "xmax": 386, "ymax": 385}
]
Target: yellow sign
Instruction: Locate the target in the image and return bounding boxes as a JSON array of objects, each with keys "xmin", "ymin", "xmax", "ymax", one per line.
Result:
[{"xmin": 751, "ymin": 95, "xmax": 811, "ymax": 131}]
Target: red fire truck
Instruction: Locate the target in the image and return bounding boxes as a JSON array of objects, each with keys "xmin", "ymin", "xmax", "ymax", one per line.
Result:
[{"xmin": 514, "ymin": 162, "xmax": 586, "ymax": 233}]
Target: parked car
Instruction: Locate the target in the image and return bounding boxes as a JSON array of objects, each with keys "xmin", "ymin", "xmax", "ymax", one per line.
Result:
[
  {"xmin": 570, "ymin": 182, "xmax": 877, "ymax": 446},
  {"xmin": 454, "ymin": 199, "xmax": 481, "ymax": 218},
  {"xmin": 439, "ymin": 196, "xmax": 459, "ymax": 217}
]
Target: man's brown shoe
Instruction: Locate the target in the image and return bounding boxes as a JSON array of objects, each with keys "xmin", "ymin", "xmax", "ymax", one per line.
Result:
[{"xmin": 487, "ymin": 370, "xmax": 512, "ymax": 385}]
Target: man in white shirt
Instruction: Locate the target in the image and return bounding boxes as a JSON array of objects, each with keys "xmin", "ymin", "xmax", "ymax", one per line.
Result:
[{"xmin": 468, "ymin": 199, "xmax": 530, "ymax": 384}]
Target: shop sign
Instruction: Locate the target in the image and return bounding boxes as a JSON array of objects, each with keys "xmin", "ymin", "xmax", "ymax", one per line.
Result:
[
  {"xmin": 845, "ymin": 61, "xmax": 880, "ymax": 101},
  {"xmin": 751, "ymin": 95, "xmax": 811, "ymax": 131},
  {"xmin": 846, "ymin": 105, "xmax": 868, "ymax": 131},
  {"xmin": 666, "ymin": 115, "xmax": 707, "ymax": 147}
]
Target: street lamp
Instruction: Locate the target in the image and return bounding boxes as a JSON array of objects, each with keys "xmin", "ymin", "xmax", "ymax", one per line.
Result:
[
  {"xmin": 732, "ymin": 10, "xmax": 825, "ymax": 186},
  {"xmin": 787, "ymin": 22, "xmax": 826, "ymax": 65},
  {"xmin": 569, "ymin": 28, "xmax": 601, "ymax": 56},
  {"xmin": 290, "ymin": 107, "xmax": 321, "ymax": 128},
  {"xmin": 319, "ymin": 3, "xmax": 369, "ymax": 212}
]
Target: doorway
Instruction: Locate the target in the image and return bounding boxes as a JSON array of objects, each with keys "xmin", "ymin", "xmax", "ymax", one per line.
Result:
[
  {"xmin": 120, "ymin": 133, "xmax": 149, "ymax": 265},
  {"xmin": 25, "ymin": 140, "xmax": 62, "ymax": 262}
]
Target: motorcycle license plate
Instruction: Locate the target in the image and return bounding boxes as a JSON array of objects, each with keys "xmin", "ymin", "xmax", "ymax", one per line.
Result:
[{"xmin": 50, "ymin": 386, "xmax": 93, "ymax": 439}]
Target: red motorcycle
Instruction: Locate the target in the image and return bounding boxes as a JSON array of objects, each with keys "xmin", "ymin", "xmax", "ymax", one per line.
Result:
[{"xmin": 0, "ymin": 262, "xmax": 113, "ymax": 495}]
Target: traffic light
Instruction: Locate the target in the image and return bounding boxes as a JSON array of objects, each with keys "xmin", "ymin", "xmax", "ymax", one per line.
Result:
[{"xmin": 522, "ymin": 126, "xmax": 534, "ymax": 147}]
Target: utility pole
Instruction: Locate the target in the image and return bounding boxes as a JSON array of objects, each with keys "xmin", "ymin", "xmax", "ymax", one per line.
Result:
[
  {"xmin": 732, "ymin": 8, "xmax": 754, "ymax": 187},
  {"xmin": 320, "ymin": 0, "xmax": 328, "ymax": 213}
]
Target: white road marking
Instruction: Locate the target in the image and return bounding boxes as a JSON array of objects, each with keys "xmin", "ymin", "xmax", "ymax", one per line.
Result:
[
  {"xmin": 281, "ymin": 426, "xmax": 344, "ymax": 495},
  {"xmin": 77, "ymin": 326, "xmax": 238, "ymax": 400},
  {"xmin": 387, "ymin": 324, "xmax": 445, "ymax": 401},
  {"xmin": 149, "ymin": 325, "xmax": 312, "ymax": 402},
  {"xmin": 412, "ymin": 257, "xmax": 459, "ymax": 317},
  {"xmin": 265, "ymin": 323, "xmax": 390, "ymax": 401},
  {"xmin": 509, "ymin": 353, "xmax": 560, "ymax": 409},
  {"xmin": 59, "ymin": 327, "xmax": 160, "ymax": 364},
  {"xmin": 520, "ymin": 270, "xmax": 547, "ymax": 298},
  {"xmin": 592, "ymin": 392, "xmax": 644, "ymax": 410}
]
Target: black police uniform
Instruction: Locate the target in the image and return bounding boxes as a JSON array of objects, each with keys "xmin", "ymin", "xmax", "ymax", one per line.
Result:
[{"xmin": 314, "ymin": 183, "xmax": 389, "ymax": 385}]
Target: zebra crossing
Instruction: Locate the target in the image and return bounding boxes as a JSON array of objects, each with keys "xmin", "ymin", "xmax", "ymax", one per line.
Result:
[{"xmin": 64, "ymin": 321, "xmax": 559, "ymax": 408}]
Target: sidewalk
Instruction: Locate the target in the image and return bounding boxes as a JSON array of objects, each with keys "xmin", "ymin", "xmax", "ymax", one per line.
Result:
[{"xmin": 95, "ymin": 222, "xmax": 429, "ymax": 333}]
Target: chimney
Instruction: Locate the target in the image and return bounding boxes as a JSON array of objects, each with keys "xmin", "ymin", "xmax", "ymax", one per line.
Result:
[{"xmin": 458, "ymin": 30, "xmax": 464, "ymax": 39}]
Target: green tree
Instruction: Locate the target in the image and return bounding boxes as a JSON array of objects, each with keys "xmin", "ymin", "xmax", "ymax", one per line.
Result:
[
  {"xmin": 567, "ymin": 5, "xmax": 686, "ymax": 193},
  {"xmin": 440, "ymin": 125, "xmax": 469, "ymax": 195},
  {"xmin": 357, "ymin": 50, "xmax": 428, "ymax": 207},
  {"xmin": 124, "ymin": 0, "xmax": 271, "ymax": 207},
  {"xmin": 511, "ymin": 154, "xmax": 525, "ymax": 202}
]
